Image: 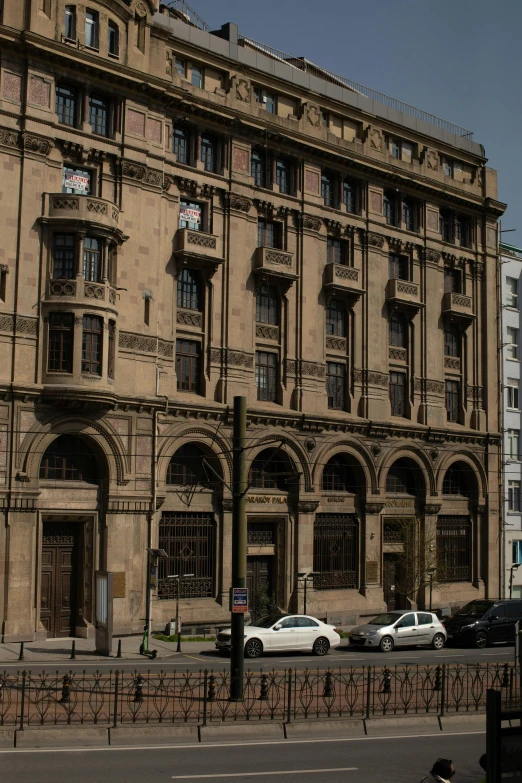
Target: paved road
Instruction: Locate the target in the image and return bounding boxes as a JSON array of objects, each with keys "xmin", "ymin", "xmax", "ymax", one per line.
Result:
[
  {"xmin": 0, "ymin": 730, "xmax": 486, "ymax": 782},
  {"xmin": 1, "ymin": 641, "xmax": 515, "ymax": 673}
]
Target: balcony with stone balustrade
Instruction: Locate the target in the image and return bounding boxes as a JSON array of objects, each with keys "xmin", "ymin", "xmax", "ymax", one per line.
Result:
[
  {"xmin": 385, "ymin": 278, "xmax": 423, "ymax": 313},
  {"xmin": 46, "ymin": 278, "xmax": 118, "ymax": 310},
  {"xmin": 174, "ymin": 228, "xmax": 224, "ymax": 276},
  {"xmin": 442, "ymin": 291, "xmax": 475, "ymax": 325},
  {"xmin": 323, "ymin": 263, "xmax": 364, "ymax": 301},
  {"xmin": 253, "ymin": 246, "xmax": 297, "ymax": 284},
  {"xmin": 41, "ymin": 193, "xmax": 122, "ymax": 236}
]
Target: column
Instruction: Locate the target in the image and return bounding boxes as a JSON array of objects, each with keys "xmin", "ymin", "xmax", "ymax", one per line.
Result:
[
  {"xmin": 423, "ymin": 503, "xmax": 441, "ymax": 609},
  {"xmin": 362, "ymin": 501, "xmax": 385, "ymax": 607},
  {"xmin": 76, "ymin": 232, "xmax": 86, "ymax": 283},
  {"xmin": 474, "ymin": 503, "xmax": 485, "ymax": 589},
  {"xmin": 101, "ymin": 238, "xmax": 109, "ymax": 283},
  {"xmin": 295, "ymin": 501, "xmax": 319, "ymax": 614},
  {"xmin": 82, "ymin": 89, "xmax": 91, "ymax": 133}
]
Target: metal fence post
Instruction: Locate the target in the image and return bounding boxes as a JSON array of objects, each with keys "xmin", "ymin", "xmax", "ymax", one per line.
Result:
[
  {"xmin": 19, "ymin": 670, "xmax": 26, "ymax": 731},
  {"xmin": 286, "ymin": 669, "xmax": 292, "ymax": 724},
  {"xmin": 202, "ymin": 670, "xmax": 208, "ymax": 727},
  {"xmin": 440, "ymin": 663, "xmax": 446, "ymax": 717},
  {"xmin": 365, "ymin": 666, "xmax": 372, "ymax": 720},
  {"xmin": 113, "ymin": 670, "xmax": 119, "ymax": 728}
]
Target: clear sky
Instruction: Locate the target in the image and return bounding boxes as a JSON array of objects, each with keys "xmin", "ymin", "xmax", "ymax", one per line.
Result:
[{"xmin": 187, "ymin": 0, "xmax": 522, "ymax": 244}]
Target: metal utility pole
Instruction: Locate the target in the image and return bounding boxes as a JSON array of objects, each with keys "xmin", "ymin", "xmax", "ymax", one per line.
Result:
[{"xmin": 230, "ymin": 396, "xmax": 247, "ymax": 701}]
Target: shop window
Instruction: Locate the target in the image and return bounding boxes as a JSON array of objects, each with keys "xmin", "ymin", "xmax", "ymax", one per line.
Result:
[
  {"xmin": 82, "ymin": 315, "xmax": 103, "ymax": 375},
  {"xmin": 48, "ymin": 312, "xmax": 74, "ymax": 373},
  {"xmin": 177, "ymin": 269, "xmax": 201, "ymax": 311},
  {"xmin": 176, "ymin": 339, "xmax": 200, "ymax": 392},
  {"xmin": 39, "ymin": 434, "xmax": 98, "ymax": 482},
  {"xmin": 313, "ymin": 515, "xmax": 358, "ymax": 590},
  {"xmin": 52, "ymin": 234, "xmax": 76, "ymax": 279}
]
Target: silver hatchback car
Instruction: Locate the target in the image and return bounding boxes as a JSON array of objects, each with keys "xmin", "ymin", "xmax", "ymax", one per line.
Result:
[{"xmin": 349, "ymin": 610, "xmax": 447, "ymax": 652}]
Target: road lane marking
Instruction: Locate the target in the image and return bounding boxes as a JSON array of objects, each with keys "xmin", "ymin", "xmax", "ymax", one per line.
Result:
[{"xmin": 171, "ymin": 768, "xmax": 358, "ymax": 779}]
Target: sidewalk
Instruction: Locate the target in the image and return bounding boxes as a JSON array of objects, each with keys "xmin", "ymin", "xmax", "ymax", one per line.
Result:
[{"xmin": 0, "ymin": 636, "xmax": 216, "ymax": 664}]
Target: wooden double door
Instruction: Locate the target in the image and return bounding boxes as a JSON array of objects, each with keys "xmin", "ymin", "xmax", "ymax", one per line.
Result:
[
  {"xmin": 40, "ymin": 523, "xmax": 78, "ymax": 638},
  {"xmin": 246, "ymin": 556, "xmax": 274, "ymax": 621}
]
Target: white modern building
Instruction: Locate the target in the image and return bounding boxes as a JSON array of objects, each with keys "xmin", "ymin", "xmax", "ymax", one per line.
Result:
[{"xmin": 502, "ymin": 242, "xmax": 522, "ymax": 598}]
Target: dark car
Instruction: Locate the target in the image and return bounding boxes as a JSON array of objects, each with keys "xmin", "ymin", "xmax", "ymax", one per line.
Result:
[{"xmin": 444, "ymin": 599, "xmax": 522, "ymax": 648}]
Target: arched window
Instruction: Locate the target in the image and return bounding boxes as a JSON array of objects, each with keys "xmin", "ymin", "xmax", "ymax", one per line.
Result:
[
  {"xmin": 167, "ymin": 444, "xmax": 214, "ymax": 487},
  {"xmin": 443, "ymin": 465, "xmax": 470, "ymax": 496},
  {"xmin": 386, "ymin": 458, "xmax": 422, "ymax": 495},
  {"xmin": 326, "ymin": 299, "xmax": 346, "ymax": 337},
  {"xmin": 322, "ymin": 455, "xmax": 356, "ymax": 493},
  {"xmin": 389, "ymin": 313, "xmax": 407, "ymax": 347},
  {"xmin": 256, "ymin": 284, "xmax": 278, "ymax": 325},
  {"xmin": 39, "ymin": 435, "xmax": 98, "ymax": 482},
  {"xmin": 249, "ymin": 449, "xmax": 295, "ymax": 490},
  {"xmin": 177, "ymin": 269, "xmax": 200, "ymax": 311}
]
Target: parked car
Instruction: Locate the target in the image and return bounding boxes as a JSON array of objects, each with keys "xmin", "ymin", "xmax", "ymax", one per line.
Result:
[
  {"xmin": 443, "ymin": 599, "xmax": 522, "ymax": 648},
  {"xmin": 349, "ymin": 610, "xmax": 447, "ymax": 652},
  {"xmin": 215, "ymin": 614, "xmax": 341, "ymax": 658}
]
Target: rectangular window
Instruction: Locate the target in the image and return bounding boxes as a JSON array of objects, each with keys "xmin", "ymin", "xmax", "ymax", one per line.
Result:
[
  {"xmin": 313, "ymin": 515, "xmax": 358, "ymax": 590},
  {"xmin": 326, "ymin": 362, "xmax": 346, "ymax": 410},
  {"xmin": 201, "ymin": 135, "xmax": 217, "ymax": 173},
  {"xmin": 513, "ymin": 540, "xmax": 522, "ymax": 564},
  {"xmin": 391, "ymin": 138, "xmax": 401, "ymax": 158},
  {"xmin": 176, "ymin": 339, "xmax": 200, "ymax": 392},
  {"xmin": 179, "ymin": 200, "xmax": 202, "ymax": 231},
  {"xmin": 173, "ymin": 127, "xmax": 190, "ymax": 165},
  {"xmin": 255, "ymin": 351, "xmax": 277, "ymax": 402},
  {"xmin": 445, "ymin": 380, "xmax": 460, "ymax": 423},
  {"xmin": 508, "ymin": 481, "xmax": 521, "ymax": 512},
  {"xmin": 108, "ymin": 21, "xmax": 119, "ymax": 57},
  {"xmin": 52, "ymin": 233, "xmax": 76, "ymax": 279},
  {"xmin": 402, "ymin": 199, "xmax": 415, "ymax": 231},
  {"xmin": 444, "ymin": 267, "xmax": 462, "ymax": 294},
  {"xmin": 506, "ymin": 277, "xmax": 519, "ymax": 309},
  {"xmin": 175, "ymin": 58, "xmax": 186, "ymax": 77},
  {"xmin": 62, "ymin": 166, "xmax": 91, "ymax": 195},
  {"xmin": 158, "ymin": 512, "xmax": 215, "ymax": 599},
  {"xmin": 83, "ymin": 236, "xmax": 101, "ymax": 282},
  {"xmin": 390, "ymin": 371, "xmax": 406, "ymax": 417},
  {"xmin": 389, "ymin": 254, "xmax": 409, "ymax": 281},
  {"xmin": 265, "ymin": 91, "xmax": 276, "ymax": 114},
  {"xmin": 82, "ymin": 315, "xmax": 102, "ymax": 375},
  {"xmin": 48, "ymin": 312, "xmax": 74, "ymax": 373},
  {"xmin": 326, "ymin": 300, "xmax": 346, "ymax": 337},
  {"xmin": 55, "ymin": 85, "xmax": 77, "ymax": 127},
  {"xmin": 0, "ymin": 267, "xmax": 6, "ymax": 302},
  {"xmin": 107, "ymin": 320, "xmax": 115, "ymax": 380},
  {"xmin": 276, "ymin": 159, "xmax": 291, "ymax": 194},
  {"xmin": 85, "ymin": 9, "xmax": 99, "ymax": 49},
  {"xmin": 89, "ymin": 95, "xmax": 110, "ymax": 137},
  {"xmin": 440, "ymin": 210, "xmax": 454, "ymax": 242},
  {"xmin": 443, "ymin": 159, "xmax": 454, "ymax": 178},
  {"xmin": 444, "ymin": 327, "xmax": 460, "ymax": 357},
  {"xmin": 327, "ymin": 238, "xmax": 344, "ymax": 265},
  {"xmin": 508, "ymin": 429, "xmax": 520, "ymax": 460},
  {"xmin": 321, "ymin": 110, "xmax": 329, "ymax": 128},
  {"xmin": 191, "ymin": 64, "xmax": 203, "ymax": 88},
  {"xmin": 507, "ymin": 379, "xmax": 520, "ymax": 409},
  {"xmin": 456, "ymin": 215, "xmax": 471, "ymax": 248},
  {"xmin": 251, "ymin": 150, "xmax": 266, "ymax": 188},
  {"xmin": 343, "ymin": 179, "xmax": 357, "ymax": 213},
  {"xmin": 64, "ymin": 5, "xmax": 76, "ymax": 40},
  {"xmin": 257, "ymin": 219, "xmax": 281, "ymax": 249},
  {"xmin": 321, "ymin": 174, "xmax": 334, "ymax": 207},
  {"xmin": 507, "ymin": 327, "xmax": 519, "ymax": 360},
  {"xmin": 437, "ymin": 516, "xmax": 471, "ymax": 582},
  {"xmin": 383, "ymin": 193, "xmax": 396, "ymax": 226}
]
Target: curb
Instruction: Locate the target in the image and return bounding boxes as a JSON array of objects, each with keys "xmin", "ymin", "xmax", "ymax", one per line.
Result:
[
  {"xmin": 199, "ymin": 723, "xmax": 285, "ymax": 742},
  {"xmin": 364, "ymin": 716, "xmax": 441, "ymax": 736},
  {"xmin": 439, "ymin": 713, "xmax": 486, "ymax": 731},
  {"xmin": 284, "ymin": 719, "xmax": 365, "ymax": 738},
  {"xmin": 15, "ymin": 727, "xmax": 109, "ymax": 749},
  {"xmin": 109, "ymin": 725, "xmax": 199, "ymax": 745}
]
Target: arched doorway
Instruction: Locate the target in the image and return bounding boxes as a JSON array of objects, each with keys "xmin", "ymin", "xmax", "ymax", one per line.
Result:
[
  {"xmin": 39, "ymin": 435, "xmax": 100, "ymax": 637},
  {"xmin": 383, "ymin": 457, "xmax": 426, "ymax": 610},
  {"xmin": 439, "ymin": 461, "xmax": 477, "ymax": 585}
]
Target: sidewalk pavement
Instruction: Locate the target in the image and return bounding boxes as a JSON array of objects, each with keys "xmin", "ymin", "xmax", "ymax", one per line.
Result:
[{"xmin": 0, "ymin": 636, "xmax": 217, "ymax": 665}]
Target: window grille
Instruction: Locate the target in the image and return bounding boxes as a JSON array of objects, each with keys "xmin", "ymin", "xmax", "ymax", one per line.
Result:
[
  {"xmin": 247, "ymin": 522, "xmax": 275, "ymax": 546},
  {"xmin": 313, "ymin": 514, "xmax": 358, "ymax": 590},
  {"xmin": 158, "ymin": 513, "xmax": 215, "ymax": 599},
  {"xmin": 437, "ymin": 516, "xmax": 471, "ymax": 582}
]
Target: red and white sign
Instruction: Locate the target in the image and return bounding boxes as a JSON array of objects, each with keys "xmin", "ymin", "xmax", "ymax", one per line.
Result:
[
  {"xmin": 180, "ymin": 205, "xmax": 201, "ymax": 225},
  {"xmin": 63, "ymin": 170, "xmax": 90, "ymax": 193}
]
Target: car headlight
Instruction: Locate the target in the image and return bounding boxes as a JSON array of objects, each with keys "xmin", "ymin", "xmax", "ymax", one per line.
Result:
[{"xmin": 366, "ymin": 630, "xmax": 378, "ymax": 636}]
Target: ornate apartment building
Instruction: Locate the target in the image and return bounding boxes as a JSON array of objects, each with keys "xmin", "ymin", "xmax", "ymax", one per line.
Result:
[{"xmin": 0, "ymin": 0, "xmax": 506, "ymax": 641}]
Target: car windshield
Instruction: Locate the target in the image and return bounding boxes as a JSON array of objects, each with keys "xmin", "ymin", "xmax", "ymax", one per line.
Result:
[
  {"xmin": 367, "ymin": 612, "xmax": 403, "ymax": 626},
  {"xmin": 454, "ymin": 601, "xmax": 494, "ymax": 618},
  {"xmin": 248, "ymin": 615, "xmax": 286, "ymax": 628}
]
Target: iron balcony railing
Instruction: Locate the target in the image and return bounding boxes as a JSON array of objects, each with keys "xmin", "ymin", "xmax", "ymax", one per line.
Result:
[
  {"xmin": 238, "ymin": 36, "xmax": 473, "ymax": 140},
  {"xmin": 161, "ymin": 0, "xmax": 210, "ymax": 32}
]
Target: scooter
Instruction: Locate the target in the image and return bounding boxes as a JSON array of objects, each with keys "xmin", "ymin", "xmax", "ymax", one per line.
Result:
[{"xmin": 139, "ymin": 622, "xmax": 157, "ymax": 658}]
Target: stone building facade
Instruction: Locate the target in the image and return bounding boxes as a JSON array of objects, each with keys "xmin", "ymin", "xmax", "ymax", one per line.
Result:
[{"xmin": 0, "ymin": 0, "xmax": 506, "ymax": 640}]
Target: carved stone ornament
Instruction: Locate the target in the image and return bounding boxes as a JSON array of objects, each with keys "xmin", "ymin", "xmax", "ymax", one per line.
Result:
[
  {"xmin": 426, "ymin": 150, "xmax": 439, "ymax": 171},
  {"xmin": 256, "ymin": 324, "xmax": 278, "ymax": 340},
  {"xmin": 424, "ymin": 504, "xmax": 442, "ymax": 515},
  {"xmin": 235, "ymin": 78, "xmax": 251, "ymax": 103},
  {"xmin": 304, "ymin": 437, "xmax": 316, "ymax": 452},
  {"xmin": 306, "ymin": 105, "xmax": 321, "ymax": 128},
  {"xmin": 23, "ymin": 133, "xmax": 53, "ymax": 156},
  {"xmin": 119, "ymin": 331, "xmax": 157, "ymax": 353},
  {"xmin": 222, "ymin": 499, "xmax": 234, "ymax": 512},
  {"xmin": 424, "ymin": 248, "xmax": 441, "ymax": 263},
  {"xmin": 0, "ymin": 264, "xmax": 10, "ymax": 274},
  {"xmin": 371, "ymin": 443, "xmax": 381, "ymax": 456},
  {"xmin": 226, "ymin": 192, "xmax": 252, "ymax": 213},
  {"xmin": 429, "ymin": 448, "xmax": 439, "ymax": 462},
  {"xmin": 365, "ymin": 502, "xmax": 384, "ymax": 515},
  {"xmin": 227, "ymin": 349, "xmax": 254, "ymax": 369},
  {"xmin": 134, "ymin": 1, "xmax": 148, "ymax": 18},
  {"xmin": 367, "ymin": 232, "xmax": 385, "ymax": 249},
  {"xmin": 354, "ymin": 369, "xmax": 389, "ymax": 388},
  {"xmin": 210, "ymin": 347, "xmax": 223, "ymax": 363},
  {"xmin": 120, "ymin": 160, "xmax": 163, "ymax": 188},
  {"xmin": 326, "ymin": 336, "xmax": 346, "ymax": 351},
  {"xmin": 0, "ymin": 128, "xmax": 19, "ymax": 149},
  {"xmin": 369, "ymin": 128, "xmax": 383, "ymax": 151},
  {"xmin": 301, "ymin": 361, "xmax": 325, "ymax": 379},
  {"xmin": 177, "ymin": 310, "xmax": 202, "ymax": 327},
  {"xmin": 297, "ymin": 501, "xmax": 319, "ymax": 513},
  {"xmin": 300, "ymin": 214, "xmax": 322, "ymax": 232}
]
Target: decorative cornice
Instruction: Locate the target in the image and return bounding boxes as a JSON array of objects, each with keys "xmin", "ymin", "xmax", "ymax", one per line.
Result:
[
  {"xmin": 0, "ymin": 127, "xmax": 20, "ymax": 150},
  {"xmin": 300, "ymin": 213, "xmax": 322, "ymax": 232},
  {"xmin": 367, "ymin": 232, "xmax": 385, "ymax": 249},
  {"xmin": 119, "ymin": 159, "xmax": 163, "ymax": 188},
  {"xmin": 424, "ymin": 503, "xmax": 442, "ymax": 515},
  {"xmin": 297, "ymin": 501, "xmax": 319, "ymax": 513},
  {"xmin": 226, "ymin": 192, "xmax": 252, "ymax": 213},
  {"xmin": 23, "ymin": 132, "xmax": 53, "ymax": 156},
  {"xmin": 354, "ymin": 369, "xmax": 389, "ymax": 387},
  {"xmin": 365, "ymin": 502, "xmax": 384, "ymax": 514}
]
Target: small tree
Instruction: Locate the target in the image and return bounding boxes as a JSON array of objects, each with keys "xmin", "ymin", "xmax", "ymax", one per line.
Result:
[{"xmin": 384, "ymin": 518, "xmax": 441, "ymax": 608}]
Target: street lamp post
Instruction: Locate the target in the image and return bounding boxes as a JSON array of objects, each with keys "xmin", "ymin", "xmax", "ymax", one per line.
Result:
[
  {"xmin": 509, "ymin": 563, "xmax": 521, "ymax": 599},
  {"xmin": 297, "ymin": 572, "xmax": 318, "ymax": 615},
  {"xmin": 427, "ymin": 567, "xmax": 436, "ymax": 612},
  {"xmin": 167, "ymin": 574, "xmax": 194, "ymax": 652}
]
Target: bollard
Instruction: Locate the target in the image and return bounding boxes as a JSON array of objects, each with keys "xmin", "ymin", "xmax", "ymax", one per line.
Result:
[
  {"xmin": 323, "ymin": 670, "xmax": 333, "ymax": 698},
  {"xmin": 501, "ymin": 663, "xmax": 510, "ymax": 689},
  {"xmin": 70, "ymin": 640, "xmax": 76, "ymax": 660},
  {"xmin": 117, "ymin": 639, "xmax": 122, "ymax": 659},
  {"xmin": 382, "ymin": 667, "xmax": 392, "ymax": 694},
  {"xmin": 433, "ymin": 664, "xmax": 442, "ymax": 692},
  {"xmin": 258, "ymin": 672, "xmax": 268, "ymax": 702},
  {"xmin": 59, "ymin": 673, "xmax": 71, "ymax": 704},
  {"xmin": 18, "ymin": 642, "xmax": 24, "ymax": 661},
  {"xmin": 134, "ymin": 674, "xmax": 144, "ymax": 703},
  {"xmin": 207, "ymin": 673, "xmax": 216, "ymax": 702}
]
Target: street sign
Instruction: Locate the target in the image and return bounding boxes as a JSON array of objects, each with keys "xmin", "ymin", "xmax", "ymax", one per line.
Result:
[{"xmin": 231, "ymin": 587, "xmax": 248, "ymax": 613}]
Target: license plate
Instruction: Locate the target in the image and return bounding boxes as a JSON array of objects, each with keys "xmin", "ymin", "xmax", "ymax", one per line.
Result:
[{"xmin": 447, "ymin": 632, "xmax": 453, "ymax": 639}]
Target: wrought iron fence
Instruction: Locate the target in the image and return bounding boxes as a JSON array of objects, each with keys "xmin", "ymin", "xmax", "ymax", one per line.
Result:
[{"xmin": 0, "ymin": 663, "xmax": 519, "ymax": 728}]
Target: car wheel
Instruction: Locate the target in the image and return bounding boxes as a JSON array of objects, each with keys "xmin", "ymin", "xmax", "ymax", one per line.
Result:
[
  {"xmin": 475, "ymin": 631, "xmax": 488, "ymax": 649},
  {"xmin": 244, "ymin": 638, "xmax": 263, "ymax": 659},
  {"xmin": 379, "ymin": 635, "xmax": 394, "ymax": 653},
  {"xmin": 431, "ymin": 633, "xmax": 445, "ymax": 650},
  {"xmin": 312, "ymin": 637, "xmax": 330, "ymax": 656}
]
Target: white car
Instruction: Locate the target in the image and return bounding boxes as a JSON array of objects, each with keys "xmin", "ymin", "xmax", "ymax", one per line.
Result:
[{"xmin": 215, "ymin": 614, "xmax": 341, "ymax": 658}]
